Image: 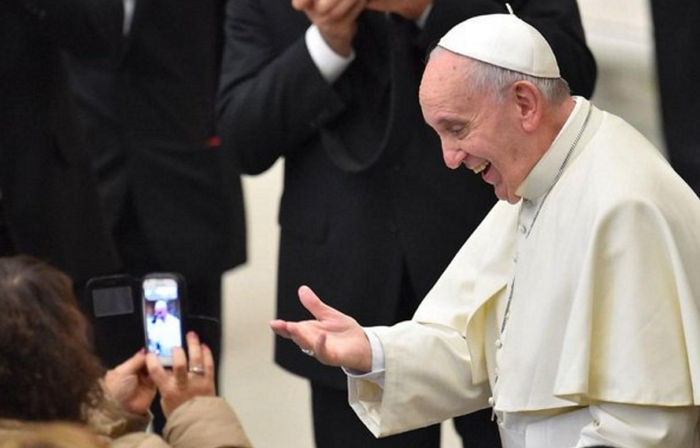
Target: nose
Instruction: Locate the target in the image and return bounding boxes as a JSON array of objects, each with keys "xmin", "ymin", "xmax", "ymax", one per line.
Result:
[{"xmin": 442, "ymin": 144, "xmax": 463, "ymax": 169}]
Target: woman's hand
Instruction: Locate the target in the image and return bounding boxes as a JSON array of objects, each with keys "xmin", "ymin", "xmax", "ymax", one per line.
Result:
[
  {"xmin": 146, "ymin": 331, "xmax": 216, "ymax": 417},
  {"xmin": 104, "ymin": 349, "xmax": 156, "ymax": 415}
]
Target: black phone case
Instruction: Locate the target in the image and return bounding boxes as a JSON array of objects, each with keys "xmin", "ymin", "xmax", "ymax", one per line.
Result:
[{"xmin": 84, "ymin": 274, "xmax": 145, "ymax": 368}]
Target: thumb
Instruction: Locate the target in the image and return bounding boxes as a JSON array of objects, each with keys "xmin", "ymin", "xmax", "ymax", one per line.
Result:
[
  {"xmin": 114, "ymin": 349, "xmax": 147, "ymax": 374},
  {"xmin": 298, "ymin": 285, "xmax": 340, "ymax": 320},
  {"xmin": 145, "ymin": 352, "xmax": 168, "ymax": 387},
  {"xmin": 291, "ymin": 0, "xmax": 312, "ymax": 11}
]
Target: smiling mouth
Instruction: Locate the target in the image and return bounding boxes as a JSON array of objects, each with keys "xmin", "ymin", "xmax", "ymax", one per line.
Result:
[{"xmin": 472, "ymin": 161, "xmax": 490, "ymax": 174}]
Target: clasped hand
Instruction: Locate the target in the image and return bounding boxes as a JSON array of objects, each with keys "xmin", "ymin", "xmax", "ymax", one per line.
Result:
[
  {"xmin": 270, "ymin": 285, "xmax": 372, "ymax": 373},
  {"xmin": 291, "ymin": 0, "xmax": 432, "ymax": 56}
]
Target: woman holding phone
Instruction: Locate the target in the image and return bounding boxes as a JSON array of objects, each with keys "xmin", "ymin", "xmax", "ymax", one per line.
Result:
[{"xmin": 0, "ymin": 256, "xmax": 252, "ymax": 448}]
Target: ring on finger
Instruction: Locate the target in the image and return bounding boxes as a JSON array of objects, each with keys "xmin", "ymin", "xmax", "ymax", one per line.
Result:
[{"xmin": 188, "ymin": 365, "xmax": 205, "ymax": 375}]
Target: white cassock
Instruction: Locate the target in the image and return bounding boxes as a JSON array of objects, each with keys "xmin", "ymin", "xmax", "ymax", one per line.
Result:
[
  {"xmin": 147, "ymin": 314, "xmax": 182, "ymax": 357},
  {"xmin": 348, "ymin": 98, "xmax": 700, "ymax": 447}
]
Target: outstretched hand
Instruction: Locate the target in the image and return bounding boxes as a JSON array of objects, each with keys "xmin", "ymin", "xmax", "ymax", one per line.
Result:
[{"xmin": 270, "ymin": 285, "xmax": 372, "ymax": 372}]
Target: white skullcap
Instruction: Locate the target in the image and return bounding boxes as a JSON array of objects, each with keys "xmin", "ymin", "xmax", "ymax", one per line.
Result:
[{"xmin": 437, "ymin": 13, "xmax": 560, "ymax": 78}]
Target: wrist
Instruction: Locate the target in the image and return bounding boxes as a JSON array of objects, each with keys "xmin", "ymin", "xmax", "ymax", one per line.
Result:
[{"xmin": 318, "ymin": 26, "xmax": 356, "ymax": 58}]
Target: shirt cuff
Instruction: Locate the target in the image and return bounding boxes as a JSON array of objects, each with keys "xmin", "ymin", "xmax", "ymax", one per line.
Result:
[
  {"xmin": 305, "ymin": 25, "xmax": 354, "ymax": 83},
  {"xmin": 122, "ymin": 0, "xmax": 135, "ymax": 34},
  {"xmin": 342, "ymin": 328, "xmax": 385, "ymax": 388},
  {"xmin": 416, "ymin": 3, "xmax": 433, "ymax": 29}
]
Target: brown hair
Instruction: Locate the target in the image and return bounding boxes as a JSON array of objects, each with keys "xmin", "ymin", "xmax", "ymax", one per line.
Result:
[{"xmin": 0, "ymin": 256, "xmax": 105, "ymax": 422}]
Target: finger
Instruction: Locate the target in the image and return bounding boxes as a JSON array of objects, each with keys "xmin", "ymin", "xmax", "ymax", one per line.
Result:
[
  {"xmin": 314, "ymin": 0, "xmax": 337, "ymax": 15},
  {"xmin": 146, "ymin": 352, "xmax": 168, "ymax": 386},
  {"xmin": 201, "ymin": 343, "xmax": 216, "ymax": 383},
  {"xmin": 172, "ymin": 346, "xmax": 188, "ymax": 388},
  {"xmin": 333, "ymin": 0, "xmax": 365, "ymax": 19},
  {"xmin": 270, "ymin": 319, "xmax": 293, "ymax": 338},
  {"xmin": 313, "ymin": 331, "xmax": 330, "ymax": 362},
  {"xmin": 298, "ymin": 285, "xmax": 342, "ymax": 320},
  {"xmin": 185, "ymin": 331, "xmax": 203, "ymax": 369},
  {"xmin": 114, "ymin": 348, "xmax": 147, "ymax": 374},
  {"xmin": 139, "ymin": 368, "xmax": 156, "ymax": 389},
  {"xmin": 285, "ymin": 321, "xmax": 328, "ymax": 355},
  {"xmin": 291, "ymin": 0, "xmax": 313, "ymax": 11},
  {"xmin": 310, "ymin": 0, "xmax": 362, "ymax": 22}
]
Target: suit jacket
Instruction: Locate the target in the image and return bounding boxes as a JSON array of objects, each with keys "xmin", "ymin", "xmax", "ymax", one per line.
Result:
[
  {"xmin": 66, "ymin": 0, "xmax": 246, "ymax": 284},
  {"xmin": 217, "ymin": 0, "xmax": 596, "ymax": 389},
  {"xmin": 650, "ymin": 0, "xmax": 700, "ymax": 196},
  {"xmin": 0, "ymin": 0, "xmax": 121, "ymax": 285}
]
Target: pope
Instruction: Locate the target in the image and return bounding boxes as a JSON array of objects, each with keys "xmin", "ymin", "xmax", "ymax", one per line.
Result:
[{"xmin": 271, "ymin": 11, "xmax": 700, "ymax": 448}]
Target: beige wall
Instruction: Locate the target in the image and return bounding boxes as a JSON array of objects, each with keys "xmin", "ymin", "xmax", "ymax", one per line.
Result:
[{"xmin": 220, "ymin": 2, "xmax": 662, "ymax": 447}]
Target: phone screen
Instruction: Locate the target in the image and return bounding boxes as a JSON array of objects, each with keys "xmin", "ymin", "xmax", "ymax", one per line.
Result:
[{"xmin": 142, "ymin": 275, "xmax": 183, "ymax": 366}]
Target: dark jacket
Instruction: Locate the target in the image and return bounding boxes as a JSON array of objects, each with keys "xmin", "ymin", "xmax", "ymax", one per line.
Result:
[
  {"xmin": 217, "ymin": 0, "xmax": 596, "ymax": 389},
  {"xmin": 65, "ymin": 0, "xmax": 246, "ymax": 284},
  {"xmin": 651, "ymin": 0, "xmax": 700, "ymax": 196},
  {"xmin": 0, "ymin": 0, "xmax": 121, "ymax": 285}
]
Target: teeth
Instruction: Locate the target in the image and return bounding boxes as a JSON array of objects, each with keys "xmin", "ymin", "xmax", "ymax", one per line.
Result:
[{"xmin": 472, "ymin": 161, "xmax": 490, "ymax": 174}]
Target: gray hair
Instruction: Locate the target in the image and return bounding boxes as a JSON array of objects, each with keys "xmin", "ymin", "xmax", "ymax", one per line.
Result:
[{"xmin": 464, "ymin": 56, "xmax": 571, "ymax": 104}]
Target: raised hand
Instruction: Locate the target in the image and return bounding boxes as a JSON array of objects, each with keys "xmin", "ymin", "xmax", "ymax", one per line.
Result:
[
  {"xmin": 291, "ymin": 0, "xmax": 367, "ymax": 57},
  {"xmin": 270, "ymin": 285, "xmax": 372, "ymax": 372}
]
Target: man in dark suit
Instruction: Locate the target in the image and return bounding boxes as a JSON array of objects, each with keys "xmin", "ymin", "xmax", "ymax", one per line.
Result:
[
  {"xmin": 217, "ymin": 0, "xmax": 595, "ymax": 446},
  {"xmin": 650, "ymin": 0, "xmax": 700, "ymax": 196},
  {"xmin": 65, "ymin": 0, "xmax": 246, "ymax": 363},
  {"xmin": 65, "ymin": 0, "xmax": 247, "ymax": 431},
  {"xmin": 0, "ymin": 0, "xmax": 121, "ymax": 286}
]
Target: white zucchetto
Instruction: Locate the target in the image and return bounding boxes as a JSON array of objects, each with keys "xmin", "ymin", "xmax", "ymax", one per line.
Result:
[{"xmin": 437, "ymin": 13, "xmax": 560, "ymax": 79}]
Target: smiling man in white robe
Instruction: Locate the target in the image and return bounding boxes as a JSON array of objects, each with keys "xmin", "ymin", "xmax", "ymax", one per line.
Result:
[{"xmin": 270, "ymin": 11, "xmax": 700, "ymax": 448}]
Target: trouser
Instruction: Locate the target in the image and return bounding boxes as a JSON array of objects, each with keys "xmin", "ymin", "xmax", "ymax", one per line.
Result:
[
  {"xmin": 453, "ymin": 409, "xmax": 503, "ymax": 448},
  {"xmin": 311, "ymin": 381, "xmax": 441, "ymax": 447},
  {"xmin": 311, "ymin": 383, "xmax": 501, "ymax": 448}
]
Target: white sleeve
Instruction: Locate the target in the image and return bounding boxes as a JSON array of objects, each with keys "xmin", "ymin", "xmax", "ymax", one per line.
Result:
[
  {"xmin": 304, "ymin": 25, "xmax": 354, "ymax": 83},
  {"xmin": 347, "ymin": 321, "xmax": 491, "ymax": 438},
  {"xmin": 415, "ymin": 3, "xmax": 433, "ymax": 29},
  {"xmin": 576, "ymin": 402, "xmax": 699, "ymax": 447},
  {"xmin": 343, "ymin": 328, "xmax": 386, "ymax": 388}
]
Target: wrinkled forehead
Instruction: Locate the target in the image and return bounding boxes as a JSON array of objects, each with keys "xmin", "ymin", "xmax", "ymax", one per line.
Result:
[{"xmin": 420, "ymin": 49, "xmax": 475, "ymax": 105}]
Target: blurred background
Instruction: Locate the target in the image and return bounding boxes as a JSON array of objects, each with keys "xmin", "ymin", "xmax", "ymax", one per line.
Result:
[{"xmin": 219, "ymin": 1, "xmax": 662, "ymax": 446}]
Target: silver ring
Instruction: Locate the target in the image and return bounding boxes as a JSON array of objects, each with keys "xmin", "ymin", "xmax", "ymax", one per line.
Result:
[
  {"xmin": 301, "ymin": 348, "xmax": 315, "ymax": 357},
  {"xmin": 188, "ymin": 365, "xmax": 205, "ymax": 375}
]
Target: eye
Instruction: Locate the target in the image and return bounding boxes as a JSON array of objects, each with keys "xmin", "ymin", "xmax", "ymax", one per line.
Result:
[{"xmin": 449, "ymin": 126, "xmax": 463, "ymax": 136}]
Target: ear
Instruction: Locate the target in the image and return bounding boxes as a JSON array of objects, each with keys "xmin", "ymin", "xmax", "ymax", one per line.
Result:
[{"xmin": 511, "ymin": 81, "xmax": 542, "ymax": 133}]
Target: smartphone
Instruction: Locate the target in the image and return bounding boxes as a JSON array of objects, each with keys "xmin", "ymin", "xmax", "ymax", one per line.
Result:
[
  {"xmin": 142, "ymin": 273, "xmax": 185, "ymax": 367},
  {"xmin": 84, "ymin": 274, "xmax": 144, "ymax": 368}
]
